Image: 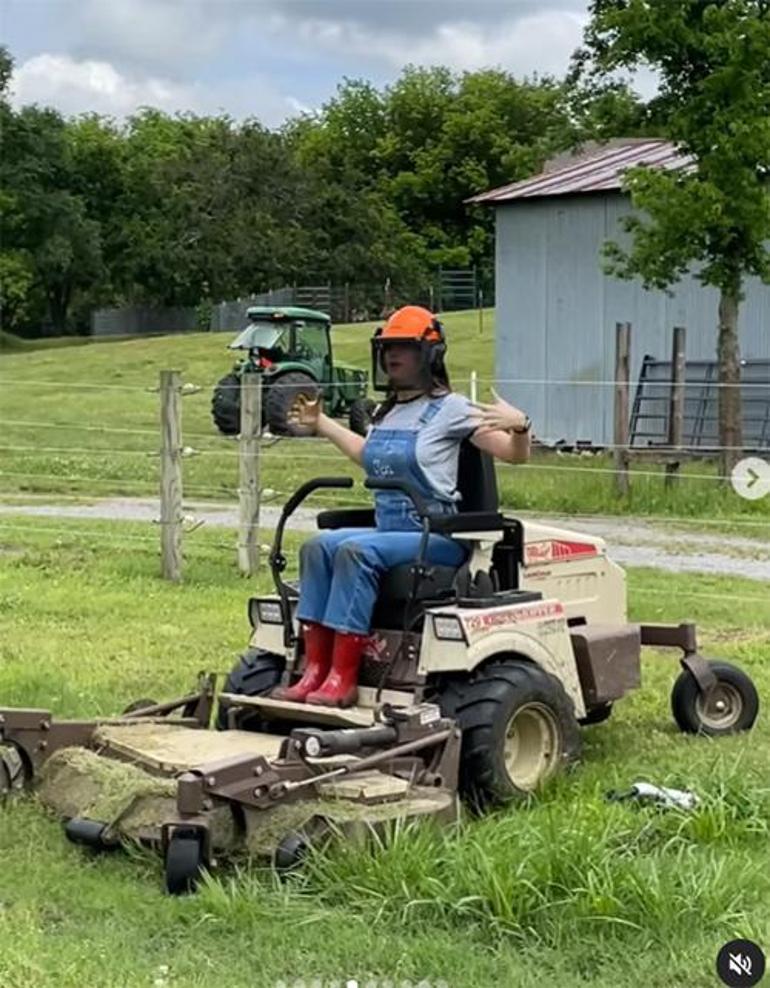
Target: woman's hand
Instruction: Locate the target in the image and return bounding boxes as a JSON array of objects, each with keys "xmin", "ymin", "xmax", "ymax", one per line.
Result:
[
  {"xmin": 288, "ymin": 392, "xmax": 323, "ymax": 434},
  {"xmin": 470, "ymin": 388, "xmax": 529, "ymax": 436}
]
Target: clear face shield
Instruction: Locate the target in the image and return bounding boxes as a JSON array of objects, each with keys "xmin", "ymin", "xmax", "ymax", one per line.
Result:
[{"xmin": 371, "ymin": 337, "xmax": 436, "ymax": 392}]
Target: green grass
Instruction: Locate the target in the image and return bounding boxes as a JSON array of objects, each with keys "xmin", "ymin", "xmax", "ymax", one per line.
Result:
[
  {"xmin": 0, "ymin": 328, "xmax": 153, "ymax": 352},
  {"xmin": 1, "ymin": 311, "xmax": 768, "ymax": 534},
  {"xmin": 0, "ymin": 518, "xmax": 768, "ymax": 987}
]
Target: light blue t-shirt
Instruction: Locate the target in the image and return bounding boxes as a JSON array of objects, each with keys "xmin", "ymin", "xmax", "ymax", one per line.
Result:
[{"xmin": 368, "ymin": 393, "xmax": 477, "ymax": 502}]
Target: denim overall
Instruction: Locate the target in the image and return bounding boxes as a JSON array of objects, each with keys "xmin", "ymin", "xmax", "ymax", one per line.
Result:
[{"xmin": 296, "ymin": 397, "xmax": 468, "ymax": 634}]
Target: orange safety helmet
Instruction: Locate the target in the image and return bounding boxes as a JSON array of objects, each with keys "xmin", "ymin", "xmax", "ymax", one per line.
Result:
[
  {"xmin": 380, "ymin": 305, "xmax": 444, "ymax": 343},
  {"xmin": 371, "ymin": 305, "xmax": 447, "ymax": 391}
]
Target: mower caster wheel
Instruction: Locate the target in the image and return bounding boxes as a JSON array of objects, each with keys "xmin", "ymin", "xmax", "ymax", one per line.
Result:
[
  {"xmin": 273, "ymin": 831, "xmax": 310, "ymax": 874},
  {"xmin": 165, "ymin": 833, "xmax": 205, "ymax": 896},
  {"xmin": 65, "ymin": 817, "xmax": 120, "ymax": 852},
  {"xmin": 671, "ymin": 660, "xmax": 759, "ymax": 736},
  {"xmin": 579, "ymin": 703, "xmax": 613, "ymax": 726}
]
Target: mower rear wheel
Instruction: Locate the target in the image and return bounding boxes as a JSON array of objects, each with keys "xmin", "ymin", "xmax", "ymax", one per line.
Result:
[
  {"xmin": 438, "ymin": 659, "xmax": 581, "ymax": 808},
  {"xmin": 165, "ymin": 833, "xmax": 205, "ymax": 895},
  {"xmin": 671, "ymin": 660, "xmax": 759, "ymax": 736},
  {"xmin": 216, "ymin": 647, "xmax": 285, "ymax": 731},
  {"xmin": 211, "ymin": 371, "xmax": 241, "ymax": 436},
  {"xmin": 348, "ymin": 397, "xmax": 376, "ymax": 436},
  {"xmin": 264, "ymin": 372, "xmax": 319, "ymax": 436}
]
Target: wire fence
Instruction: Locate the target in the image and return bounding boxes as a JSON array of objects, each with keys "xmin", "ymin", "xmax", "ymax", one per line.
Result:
[
  {"xmin": 1, "ymin": 368, "xmax": 768, "ymax": 585},
  {"xmin": 1, "ymin": 518, "xmax": 768, "ymax": 609}
]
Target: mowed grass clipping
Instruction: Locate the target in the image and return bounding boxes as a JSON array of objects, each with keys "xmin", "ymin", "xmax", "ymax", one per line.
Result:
[
  {"xmin": 0, "ymin": 518, "xmax": 768, "ymax": 987},
  {"xmin": 1, "ymin": 310, "xmax": 769, "ymax": 532}
]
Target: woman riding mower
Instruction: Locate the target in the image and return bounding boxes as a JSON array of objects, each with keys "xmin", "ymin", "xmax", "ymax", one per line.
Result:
[{"xmin": 272, "ymin": 305, "xmax": 532, "ymax": 708}]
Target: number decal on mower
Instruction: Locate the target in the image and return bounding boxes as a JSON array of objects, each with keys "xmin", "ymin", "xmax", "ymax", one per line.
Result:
[{"xmin": 462, "ymin": 601, "xmax": 565, "ymax": 636}]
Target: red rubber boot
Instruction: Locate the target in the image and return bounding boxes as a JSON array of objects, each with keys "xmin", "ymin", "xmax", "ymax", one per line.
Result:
[
  {"xmin": 271, "ymin": 622, "xmax": 334, "ymax": 702},
  {"xmin": 306, "ymin": 631, "xmax": 369, "ymax": 708}
]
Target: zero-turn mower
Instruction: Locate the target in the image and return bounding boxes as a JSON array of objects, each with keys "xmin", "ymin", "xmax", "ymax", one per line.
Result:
[{"xmin": 0, "ymin": 443, "xmax": 758, "ymax": 893}]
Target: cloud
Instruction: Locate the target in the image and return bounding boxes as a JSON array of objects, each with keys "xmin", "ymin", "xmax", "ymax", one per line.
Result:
[
  {"xmin": 291, "ymin": 10, "xmax": 588, "ymax": 77},
  {"xmin": 71, "ymin": 0, "xmax": 234, "ymax": 72},
  {"xmin": 11, "ymin": 54, "xmax": 190, "ymax": 117},
  {"xmin": 5, "ymin": 1, "xmax": 602, "ymax": 125},
  {"xmin": 10, "ymin": 53, "xmax": 309, "ymax": 127},
  {"xmin": 265, "ymin": 0, "xmax": 586, "ymax": 35}
]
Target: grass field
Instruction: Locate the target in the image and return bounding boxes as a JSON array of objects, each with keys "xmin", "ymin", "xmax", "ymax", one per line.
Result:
[
  {"xmin": 1, "ymin": 316, "xmax": 768, "ymax": 985},
  {"xmin": 1, "ymin": 312, "xmax": 768, "ymax": 535},
  {"xmin": 0, "ymin": 518, "xmax": 768, "ymax": 987}
]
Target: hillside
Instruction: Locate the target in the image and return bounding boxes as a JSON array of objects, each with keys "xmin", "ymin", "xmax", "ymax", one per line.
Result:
[
  {"xmin": 0, "ymin": 310, "xmax": 493, "ymax": 505},
  {"xmin": 1, "ymin": 310, "xmax": 768, "ymax": 527}
]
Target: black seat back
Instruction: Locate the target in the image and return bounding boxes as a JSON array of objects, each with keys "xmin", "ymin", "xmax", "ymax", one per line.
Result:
[{"xmin": 457, "ymin": 440, "xmax": 499, "ymax": 513}]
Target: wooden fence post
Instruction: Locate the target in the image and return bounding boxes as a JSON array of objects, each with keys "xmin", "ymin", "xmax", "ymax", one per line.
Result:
[
  {"xmin": 469, "ymin": 370, "xmax": 478, "ymax": 404},
  {"xmin": 383, "ymin": 277, "xmax": 392, "ymax": 317},
  {"xmin": 159, "ymin": 369, "xmax": 183, "ymax": 582},
  {"xmin": 614, "ymin": 323, "xmax": 631, "ymax": 497},
  {"xmin": 665, "ymin": 325, "xmax": 686, "ymax": 488},
  {"xmin": 238, "ymin": 369, "xmax": 262, "ymax": 576}
]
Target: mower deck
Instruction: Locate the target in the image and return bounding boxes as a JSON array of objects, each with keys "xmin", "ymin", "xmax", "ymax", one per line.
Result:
[
  {"xmin": 93, "ymin": 721, "xmax": 288, "ymax": 772},
  {"xmin": 1, "ymin": 683, "xmax": 461, "ymax": 889}
]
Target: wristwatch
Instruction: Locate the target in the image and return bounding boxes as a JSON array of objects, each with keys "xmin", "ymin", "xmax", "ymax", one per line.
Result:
[{"xmin": 512, "ymin": 415, "xmax": 532, "ymax": 435}]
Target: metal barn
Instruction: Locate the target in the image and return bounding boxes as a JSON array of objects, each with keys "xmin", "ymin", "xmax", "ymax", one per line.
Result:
[{"xmin": 472, "ymin": 140, "xmax": 770, "ymax": 447}]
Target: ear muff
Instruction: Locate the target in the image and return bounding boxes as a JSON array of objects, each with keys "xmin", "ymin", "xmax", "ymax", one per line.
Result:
[
  {"xmin": 428, "ymin": 320, "xmax": 446, "ymax": 368},
  {"xmin": 430, "ymin": 317, "xmax": 446, "ymax": 343}
]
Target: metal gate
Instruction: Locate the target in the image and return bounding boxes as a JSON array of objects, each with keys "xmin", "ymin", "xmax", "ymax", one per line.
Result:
[{"xmin": 630, "ymin": 357, "xmax": 770, "ymax": 452}]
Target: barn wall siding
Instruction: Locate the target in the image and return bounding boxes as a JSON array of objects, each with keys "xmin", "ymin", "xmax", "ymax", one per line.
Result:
[{"xmin": 495, "ymin": 192, "xmax": 770, "ymax": 445}]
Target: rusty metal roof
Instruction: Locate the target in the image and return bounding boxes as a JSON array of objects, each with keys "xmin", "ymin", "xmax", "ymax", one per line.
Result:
[{"xmin": 469, "ymin": 139, "xmax": 693, "ymax": 204}]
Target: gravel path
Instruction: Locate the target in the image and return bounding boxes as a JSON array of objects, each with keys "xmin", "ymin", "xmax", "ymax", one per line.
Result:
[{"xmin": 1, "ymin": 496, "xmax": 768, "ymax": 581}]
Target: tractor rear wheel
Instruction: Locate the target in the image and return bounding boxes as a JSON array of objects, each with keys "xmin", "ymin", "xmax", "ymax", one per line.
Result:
[
  {"xmin": 211, "ymin": 371, "xmax": 241, "ymax": 436},
  {"xmin": 265, "ymin": 372, "xmax": 319, "ymax": 436},
  {"xmin": 216, "ymin": 647, "xmax": 285, "ymax": 731},
  {"xmin": 438, "ymin": 659, "xmax": 581, "ymax": 808},
  {"xmin": 348, "ymin": 398, "xmax": 376, "ymax": 436}
]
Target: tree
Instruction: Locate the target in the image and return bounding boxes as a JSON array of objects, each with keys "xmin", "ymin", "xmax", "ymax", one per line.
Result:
[
  {"xmin": 574, "ymin": 0, "xmax": 770, "ymax": 476},
  {"xmin": 1, "ymin": 97, "xmax": 105, "ymax": 334}
]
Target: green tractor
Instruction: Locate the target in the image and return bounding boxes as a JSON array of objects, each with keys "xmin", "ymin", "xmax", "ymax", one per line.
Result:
[{"xmin": 211, "ymin": 306, "xmax": 375, "ymax": 437}]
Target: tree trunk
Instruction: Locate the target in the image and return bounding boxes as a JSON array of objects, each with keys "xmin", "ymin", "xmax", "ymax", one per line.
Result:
[
  {"xmin": 717, "ymin": 289, "xmax": 743, "ymax": 480},
  {"xmin": 47, "ymin": 283, "xmax": 71, "ymax": 336}
]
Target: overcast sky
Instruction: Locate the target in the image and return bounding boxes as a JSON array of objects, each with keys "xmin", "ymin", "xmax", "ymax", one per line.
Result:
[{"xmin": 3, "ymin": 0, "xmax": 594, "ymax": 126}]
